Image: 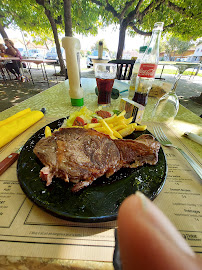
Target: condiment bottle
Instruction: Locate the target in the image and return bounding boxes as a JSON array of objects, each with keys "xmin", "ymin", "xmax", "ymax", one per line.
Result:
[
  {"xmin": 132, "ymin": 22, "xmax": 164, "ymax": 106},
  {"xmin": 98, "ymin": 41, "xmax": 103, "ymax": 59},
  {"xmin": 128, "ymin": 46, "xmax": 147, "ymax": 99},
  {"xmin": 62, "ymin": 37, "xmax": 84, "ymax": 106}
]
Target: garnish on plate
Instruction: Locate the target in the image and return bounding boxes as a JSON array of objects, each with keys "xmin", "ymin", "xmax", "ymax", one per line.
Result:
[{"xmin": 44, "ymin": 106, "xmax": 147, "ymax": 139}]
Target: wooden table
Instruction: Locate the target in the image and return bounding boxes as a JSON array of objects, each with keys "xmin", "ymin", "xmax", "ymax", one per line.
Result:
[{"xmin": 0, "ymin": 78, "xmax": 201, "ymax": 269}]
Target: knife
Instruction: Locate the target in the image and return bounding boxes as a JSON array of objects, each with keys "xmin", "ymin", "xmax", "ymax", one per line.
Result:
[
  {"xmin": 0, "ymin": 146, "xmax": 23, "ymax": 176},
  {"xmin": 183, "ymin": 132, "xmax": 202, "ymax": 146}
]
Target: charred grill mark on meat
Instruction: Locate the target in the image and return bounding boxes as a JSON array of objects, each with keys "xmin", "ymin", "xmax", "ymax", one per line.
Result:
[{"xmin": 33, "ymin": 128, "xmax": 160, "ymax": 192}]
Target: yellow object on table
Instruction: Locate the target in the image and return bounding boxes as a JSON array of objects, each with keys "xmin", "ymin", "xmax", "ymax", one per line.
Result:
[
  {"xmin": 0, "ymin": 108, "xmax": 31, "ymax": 127},
  {"xmin": 45, "ymin": 125, "xmax": 52, "ymax": 137},
  {"xmin": 0, "ymin": 109, "xmax": 44, "ymax": 148}
]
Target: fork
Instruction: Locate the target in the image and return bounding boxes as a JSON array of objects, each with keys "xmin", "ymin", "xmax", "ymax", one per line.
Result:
[{"xmin": 153, "ymin": 126, "xmax": 202, "ymax": 183}]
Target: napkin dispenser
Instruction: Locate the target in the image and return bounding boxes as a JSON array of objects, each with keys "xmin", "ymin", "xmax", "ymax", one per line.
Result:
[{"xmin": 62, "ymin": 37, "xmax": 84, "ymax": 106}]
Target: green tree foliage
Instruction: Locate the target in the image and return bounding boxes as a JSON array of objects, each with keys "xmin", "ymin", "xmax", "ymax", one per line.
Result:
[
  {"xmin": 0, "ymin": 0, "xmax": 52, "ymax": 39},
  {"xmin": 71, "ymin": 0, "xmax": 100, "ymax": 35},
  {"xmin": 0, "ymin": 0, "xmax": 100, "ymax": 72},
  {"xmin": 89, "ymin": 0, "xmax": 202, "ymax": 59},
  {"xmin": 1, "ymin": 0, "xmax": 201, "ymax": 63},
  {"xmin": 164, "ymin": 36, "xmax": 180, "ymax": 58},
  {"xmin": 0, "ymin": 0, "xmax": 64, "ymax": 71},
  {"xmin": 176, "ymin": 39, "xmax": 193, "ymax": 56},
  {"xmin": 162, "ymin": 36, "xmax": 193, "ymax": 59}
]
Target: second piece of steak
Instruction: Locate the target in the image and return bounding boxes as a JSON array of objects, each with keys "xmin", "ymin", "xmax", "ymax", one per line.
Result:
[
  {"xmin": 33, "ymin": 128, "xmax": 160, "ymax": 192},
  {"xmin": 114, "ymin": 134, "xmax": 160, "ymax": 169}
]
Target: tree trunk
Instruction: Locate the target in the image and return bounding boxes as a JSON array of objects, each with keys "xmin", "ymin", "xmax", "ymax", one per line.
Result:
[
  {"xmin": 44, "ymin": 9, "xmax": 66, "ymax": 75},
  {"xmin": 0, "ymin": 23, "xmax": 8, "ymax": 39},
  {"xmin": 63, "ymin": 0, "xmax": 73, "ymax": 36},
  {"xmin": 116, "ymin": 21, "xmax": 127, "ymax": 59}
]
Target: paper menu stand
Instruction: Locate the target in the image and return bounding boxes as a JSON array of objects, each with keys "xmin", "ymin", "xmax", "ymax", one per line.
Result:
[{"xmin": 119, "ymin": 98, "xmax": 145, "ymax": 124}]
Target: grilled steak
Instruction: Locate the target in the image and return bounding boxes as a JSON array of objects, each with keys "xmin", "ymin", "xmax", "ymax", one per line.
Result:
[
  {"xmin": 114, "ymin": 134, "xmax": 160, "ymax": 169},
  {"xmin": 33, "ymin": 128, "xmax": 160, "ymax": 192}
]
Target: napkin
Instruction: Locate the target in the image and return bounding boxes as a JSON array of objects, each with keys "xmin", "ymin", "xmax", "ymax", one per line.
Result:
[
  {"xmin": 0, "ymin": 109, "xmax": 44, "ymax": 148},
  {"xmin": 0, "ymin": 108, "xmax": 31, "ymax": 128}
]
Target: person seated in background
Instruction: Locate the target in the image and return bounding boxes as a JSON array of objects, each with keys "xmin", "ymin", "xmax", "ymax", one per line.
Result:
[
  {"xmin": 0, "ymin": 43, "xmax": 6, "ymax": 56},
  {"xmin": 0, "ymin": 43, "xmax": 8, "ymax": 76},
  {"xmin": 3, "ymin": 38, "xmax": 23, "ymax": 80},
  {"xmin": 116, "ymin": 192, "xmax": 202, "ymax": 270}
]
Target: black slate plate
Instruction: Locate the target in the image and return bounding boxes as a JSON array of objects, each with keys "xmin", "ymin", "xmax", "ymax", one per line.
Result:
[{"xmin": 17, "ymin": 118, "xmax": 167, "ymax": 223}]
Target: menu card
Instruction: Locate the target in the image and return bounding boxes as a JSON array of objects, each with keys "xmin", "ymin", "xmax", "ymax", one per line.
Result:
[{"xmin": 0, "ymin": 119, "xmax": 201, "ymax": 261}]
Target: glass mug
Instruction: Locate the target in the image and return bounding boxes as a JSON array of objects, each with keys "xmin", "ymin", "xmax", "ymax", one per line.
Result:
[{"xmin": 95, "ymin": 63, "xmax": 117, "ymax": 106}]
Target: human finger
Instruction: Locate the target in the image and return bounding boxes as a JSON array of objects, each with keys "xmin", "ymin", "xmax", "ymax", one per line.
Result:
[{"xmin": 117, "ymin": 192, "xmax": 201, "ymax": 270}]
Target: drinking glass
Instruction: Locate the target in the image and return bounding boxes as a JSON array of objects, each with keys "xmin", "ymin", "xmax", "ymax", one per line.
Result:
[
  {"xmin": 95, "ymin": 63, "xmax": 117, "ymax": 106},
  {"xmin": 151, "ymin": 63, "xmax": 190, "ymax": 123}
]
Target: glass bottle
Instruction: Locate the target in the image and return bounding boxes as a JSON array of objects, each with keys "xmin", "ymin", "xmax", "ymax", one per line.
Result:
[
  {"xmin": 132, "ymin": 22, "xmax": 164, "ymax": 106},
  {"xmin": 128, "ymin": 46, "xmax": 147, "ymax": 99}
]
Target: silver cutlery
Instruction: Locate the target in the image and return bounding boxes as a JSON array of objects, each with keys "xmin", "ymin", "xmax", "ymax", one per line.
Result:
[{"xmin": 153, "ymin": 126, "xmax": 202, "ymax": 183}]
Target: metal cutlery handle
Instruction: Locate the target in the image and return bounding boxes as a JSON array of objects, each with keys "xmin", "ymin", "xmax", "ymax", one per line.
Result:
[
  {"xmin": 177, "ymin": 148, "xmax": 202, "ymax": 182},
  {"xmin": 183, "ymin": 132, "xmax": 202, "ymax": 146}
]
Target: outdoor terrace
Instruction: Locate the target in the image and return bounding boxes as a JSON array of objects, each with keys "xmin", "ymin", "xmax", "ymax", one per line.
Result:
[{"xmin": 0, "ymin": 61, "xmax": 201, "ymax": 117}]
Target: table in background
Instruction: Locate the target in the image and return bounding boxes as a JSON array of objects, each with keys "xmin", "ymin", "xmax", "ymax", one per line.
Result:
[
  {"xmin": 0, "ymin": 78, "xmax": 201, "ymax": 270},
  {"xmin": 21, "ymin": 58, "xmax": 58, "ymax": 86},
  {"xmin": 156, "ymin": 61, "xmax": 201, "ymax": 80}
]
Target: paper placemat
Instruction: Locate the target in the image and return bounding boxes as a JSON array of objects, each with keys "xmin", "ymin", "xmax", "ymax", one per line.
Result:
[{"xmin": 0, "ymin": 119, "xmax": 201, "ymax": 261}]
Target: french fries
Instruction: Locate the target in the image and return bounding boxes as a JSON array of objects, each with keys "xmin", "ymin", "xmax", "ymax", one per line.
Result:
[
  {"xmin": 45, "ymin": 111, "xmax": 147, "ymax": 140},
  {"xmin": 113, "ymin": 124, "xmax": 127, "ymax": 131},
  {"xmin": 134, "ymin": 125, "xmax": 147, "ymax": 131},
  {"xmin": 84, "ymin": 122, "xmax": 101, "ymax": 129},
  {"xmin": 92, "ymin": 110, "xmax": 147, "ymax": 139},
  {"xmin": 118, "ymin": 123, "xmax": 137, "ymax": 137},
  {"xmin": 45, "ymin": 126, "xmax": 52, "ymax": 137}
]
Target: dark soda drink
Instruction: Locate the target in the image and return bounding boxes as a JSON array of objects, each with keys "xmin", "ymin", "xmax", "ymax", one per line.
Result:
[
  {"xmin": 96, "ymin": 78, "xmax": 114, "ymax": 105},
  {"xmin": 132, "ymin": 92, "xmax": 148, "ymax": 106}
]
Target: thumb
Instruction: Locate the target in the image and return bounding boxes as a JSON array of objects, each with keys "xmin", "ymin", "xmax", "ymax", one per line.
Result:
[{"xmin": 117, "ymin": 192, "xmax": 202, "ymax": 270}]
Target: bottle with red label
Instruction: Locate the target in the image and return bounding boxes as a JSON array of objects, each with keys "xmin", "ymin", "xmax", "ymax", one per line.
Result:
[
  {"xmin": 132, "ymin": 22, "xmax": 164, "ymax": 106},
  {"xmin": 128, "ymin": 46, "xmax": 147, "ymax": 99}
]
